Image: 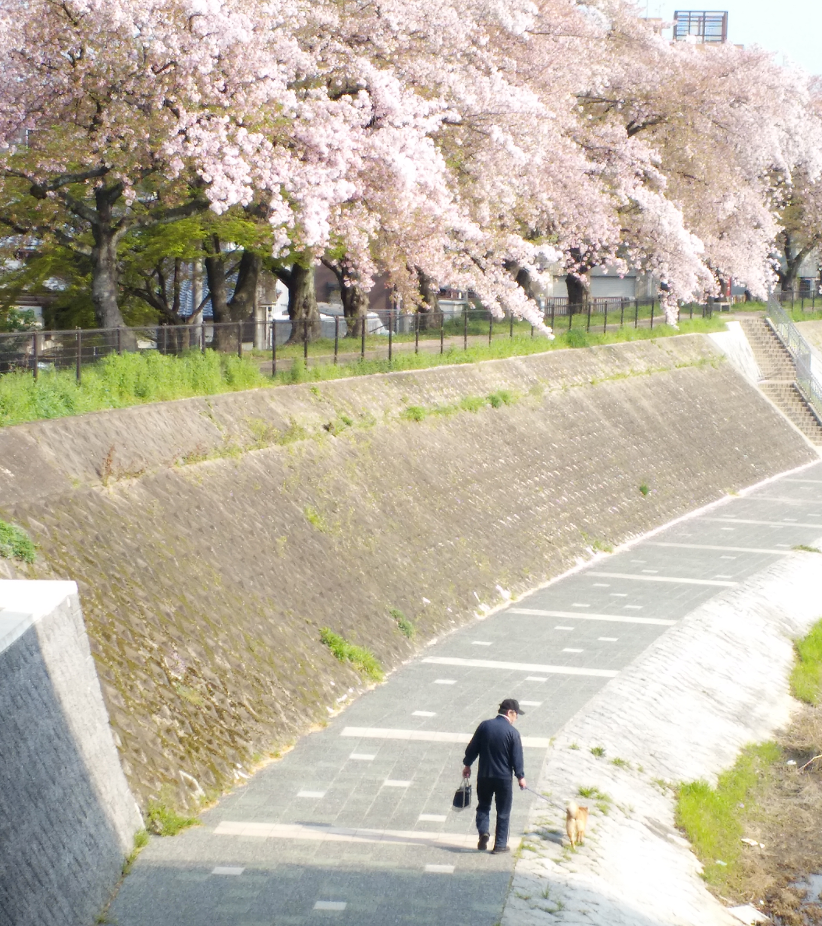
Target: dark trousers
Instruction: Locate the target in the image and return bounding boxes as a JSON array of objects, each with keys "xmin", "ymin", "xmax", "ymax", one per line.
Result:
[{"xmin": 476, "ymin": 777, "xmax": 513, "ymax": 849}]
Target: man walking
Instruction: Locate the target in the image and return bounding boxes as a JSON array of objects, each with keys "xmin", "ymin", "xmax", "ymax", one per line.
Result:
[{"xmin": 462, "ymin": 698, "xmax": 526, "ymax": 853}]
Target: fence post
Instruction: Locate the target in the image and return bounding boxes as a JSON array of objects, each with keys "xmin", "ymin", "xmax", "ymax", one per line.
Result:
[
  {"xmin": 303, "ymin": 319, "xmax": 309, "ymax": 362},
  {"xmin": 634, "ymin": 299, "xmax": 639, "ymax": 329},
  {"xmin": 620, "ymin": 299, "xmax": 625, "ymax": 327},
  {"xmin": 603, "ymin": 301, "xmax": 608, "ymax": 334},
  {"xmin": 201, "ymin": 320, "xmax": 206, "ymax": 353},
  {"xmin": 334, "ymin": 315, "xmax": 339, "ymax": 364},
  {"xmin": 550, "ymin": 303, "xmax": 555, "ymax": 331},
  {"xmin": 440, "ymin": 315, "xmax": 444, "ymax": 354},
  {"xmin": 586, "ymin": 301, "xmax": 591, "ymax": 332},
  {"xmin": 463, "ymin": 309, "xmax": 468, "ymax": 351},
  {"xmin": 32, "ymin": 332, "xmax": 38, "ymax": 380},
  {"xmin": 650, "ymin": 299, "xmax": 655, "ymax": 330},
  {"xmin": 238, "ymin": 321, "xmax": 243, "ymax": 358},
  {"xmin": 509, "ymin": 313, "xmax": 514, "ymax": 339},
  {"xmin": 272, "ymin": 319, "xmax": 277, "ymax": 375},
  {"xmin": 75, "ymin": 328, "xmax": 82, "ymax": 384},
  {"xmin": 488, "ymin": 312, "xmax": 493, "ymax": 346},
  {"xmin": 117, "ymin": 326, "xmax": 122, "ymax": 355},
  {"xmin": 388, "ymin": 311, "xmax": 393, "ymax": 362},
  {"xmin": 415, "ymin": 312, "xmax": 419, "ymax": 354},
  {"xmin": 361, "ymin": 314, "xmax": 366, "ymax": 360}
]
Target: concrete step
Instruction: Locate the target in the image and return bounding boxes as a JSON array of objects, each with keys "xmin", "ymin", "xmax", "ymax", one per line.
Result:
[{"xmin": 759, "ymin": 382, "xmax": 822, "ymax": 444}]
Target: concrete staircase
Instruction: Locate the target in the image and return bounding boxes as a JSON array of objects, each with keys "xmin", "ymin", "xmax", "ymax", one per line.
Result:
[{"xmin": 740, "ymin": 317, "xmax": 822, "ymax": 445}]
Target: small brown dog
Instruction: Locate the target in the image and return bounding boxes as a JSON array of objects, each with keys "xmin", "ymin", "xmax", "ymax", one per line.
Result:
[{"xmin": 566, "ymin": 800, "xmax": 589, "ymax": 848}]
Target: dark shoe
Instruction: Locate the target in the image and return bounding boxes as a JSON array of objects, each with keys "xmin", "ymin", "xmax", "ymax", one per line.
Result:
[
  {"xmin": 491, "ymin": 846, "xmax": 510, "ymax": 854},
  {"xmin": 478, "ymin": 833, "xmax": 490, "ymax": 851}
]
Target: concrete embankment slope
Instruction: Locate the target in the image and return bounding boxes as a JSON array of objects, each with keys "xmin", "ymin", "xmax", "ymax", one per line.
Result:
[{"xmin": 0, "ymin": 335, "xmax": 815, "ymax": 811}]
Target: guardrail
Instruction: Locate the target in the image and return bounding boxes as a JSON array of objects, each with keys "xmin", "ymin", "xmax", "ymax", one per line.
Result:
[{"xmin": 767, "ymin": 298, "xmax": 822, "ymax": 422}]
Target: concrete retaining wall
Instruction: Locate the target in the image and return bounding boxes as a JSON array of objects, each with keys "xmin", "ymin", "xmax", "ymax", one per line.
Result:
[
  {"xmin": 0, "ymin": 581, "xmax": 142, "ymax": 926},
  {"xmin": 0, "ymin": 335, "xmax": 816, "ymax": 811}
]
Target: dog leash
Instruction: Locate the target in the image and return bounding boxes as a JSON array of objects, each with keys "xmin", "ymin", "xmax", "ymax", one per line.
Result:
[{"xmin": 523, "ymin": 785, "xmax": 552, "ymax": 804}]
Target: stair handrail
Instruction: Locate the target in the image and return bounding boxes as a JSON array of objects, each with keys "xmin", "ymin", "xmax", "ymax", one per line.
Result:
[{"xmin": 766, "ymin": 297, "xmax": 822, "ymax": 422}]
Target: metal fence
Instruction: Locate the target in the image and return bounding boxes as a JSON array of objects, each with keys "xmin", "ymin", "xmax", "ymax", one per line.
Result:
[
  {"xmin": 771, "ymin": 290, "xmax": 821, "ymax": 311},
  {"xmin": 0, "ymin": 299, "xmax": 712, "ymax": 382},
  {"xmin": 766, "ymin": 298, "xmax": 822, "ymax": 423}
]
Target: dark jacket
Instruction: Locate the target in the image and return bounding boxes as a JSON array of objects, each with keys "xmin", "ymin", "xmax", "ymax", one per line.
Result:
[{"xmin": 463, "ymin": 714, "xmax": 525, "ymax": 780}]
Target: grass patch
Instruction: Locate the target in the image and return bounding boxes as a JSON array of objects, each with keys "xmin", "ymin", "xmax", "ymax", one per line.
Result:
[
  {"xmin": 790, "ymin": 618, "xmax": 822, "ymax": 705},
  {"xmin": 0, "ymin": 316, "xmax": 728, "ymax": 428},
  {"xmin": 590, "ymin": 745, "xmax": 606, "ymax": 757},
  {"xmin": 145, "ymin": 802, "xmax": 200, "ymax": 837},
  {"xmin": 793, "ymin": 544, "xmax": 822, "ymax": 554},
  {"xmin": 389, "ymin": 608, "xmax": 416, "ymax": 640},
  {"xmin": 0, "ymin": 349, "xmax": 266, "ymax": 428},
  {"xmin": 320, "ymin": 628, "xmax": 384, "ymax": 682},
  {"xmin": 0, "ymin": 520, "xmax": 36, "ymax": 563},
  {"xmin": 675, "ymin": 742, "xmax": 781, "ymax": 887}
]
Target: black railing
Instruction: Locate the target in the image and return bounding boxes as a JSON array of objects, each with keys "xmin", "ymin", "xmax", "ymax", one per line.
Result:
[{"xmin": 0, "ymin": 300, "xmax": 713, "ymax": 381}]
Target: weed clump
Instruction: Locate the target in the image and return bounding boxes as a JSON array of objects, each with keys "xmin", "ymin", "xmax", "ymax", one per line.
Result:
[
  {"xmin": 145, "ymin": 802, "xmax": 200, "ymax": 837},
  {"xmin": 400, "ymin": 405, "xmax": 426, "ymax": 422},
  {"xmin": 320, "ymin": 628, "xmax": 384, "ymax": 682},
  {"xmin": 0, "ymin": 520, "xmax": 36, "ymax": 563},
  {"xmin": 390, "ymin": 608, "xmax": 416, "ymax": 640}
]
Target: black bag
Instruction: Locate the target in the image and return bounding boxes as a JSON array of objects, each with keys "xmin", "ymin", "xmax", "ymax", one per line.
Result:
[{"xmin": 452, "ymin": 779, "xmax": 472, "ymax": 811}]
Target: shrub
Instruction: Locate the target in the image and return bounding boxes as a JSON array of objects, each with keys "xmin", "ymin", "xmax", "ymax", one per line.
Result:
[{"xmin": 320, "ymin": 628, "xmax": 384, "ymax": 682}]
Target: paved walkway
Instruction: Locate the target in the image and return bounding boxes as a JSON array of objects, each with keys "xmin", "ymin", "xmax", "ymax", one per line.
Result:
[{"xmin": 109, "ymin": 461, "xmax": 822, "ymax": 926}]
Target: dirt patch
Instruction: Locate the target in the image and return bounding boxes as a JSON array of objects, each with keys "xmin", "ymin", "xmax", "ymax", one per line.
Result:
[{"xmin": 712, "ymin": 704, "xmax": 822, "ymax": 924}]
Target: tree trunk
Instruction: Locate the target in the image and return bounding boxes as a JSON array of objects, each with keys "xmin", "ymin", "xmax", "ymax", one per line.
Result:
[
  {"xmin": 205, "ymin": 246, "xmax": 232, "ymax": 351},
  {"xmin": 322, "ymin": 258, "xmax": 369, "ymax": 338},
  {"xmin": 565, "ymin": 273, "xmax": 590, "ymax": 314},
  {"xmin": 417, "ymin": 267, "xmax": 440, "ymax": 330},
  {"xmin": 777, "ymin": 232, "xmax": 808, "ymax": 295},
  {"xmin": 286, "ymin": 262, "xmax": 321, "ymax": 344},
  {"xmin": 90, "ymin": 196, "xmax": 132, "ymax": 347}
]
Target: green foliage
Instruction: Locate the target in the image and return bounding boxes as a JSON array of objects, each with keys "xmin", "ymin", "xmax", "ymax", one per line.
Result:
[
  {"xmin": 639, "ymin": 483, "xmax": 650, "ymax": 497},
  {"xmin": 0, "ymin": 520, "xmax": 36, "ymax": 563},
  {"xmin": 793, "ymin": 544, "xmax": 822, "ymax": 554},
  {"xmin": 389, "ymin": 608, "xmax": 416, "ymax": 640},
  {"xmin": 319, "ymin": 627, "xmax": 384, "ymax": 682},
  {"xmin": 590, "ymin": 745, "xmax": 606, "ymax": 757},
  {"xmin": 0, "ymin": 349, "xmax": 266, "ymax": 428},
  {"xmin": 611, "ymin": 757, "xmax": 631, "ymax": 769},
  {"xmin": 0, "ymin": 308, "xmax": 38, "ymax": 332},
  {"xmin": 676, "ymin": 742, "xmax": 781, "ymax": 887},
  {"xmin": 790, "ymin": 619, "xmax": 822, "ymax": 705},
  {"xmin": 145, "ymin": 802, "xmax": 200, "ymax": 837}
]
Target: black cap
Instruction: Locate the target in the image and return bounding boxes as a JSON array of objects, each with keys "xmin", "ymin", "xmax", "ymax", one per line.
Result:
[{"xmin": 498, "ymin": 698, "xmax": 525, "ymax": 715}]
